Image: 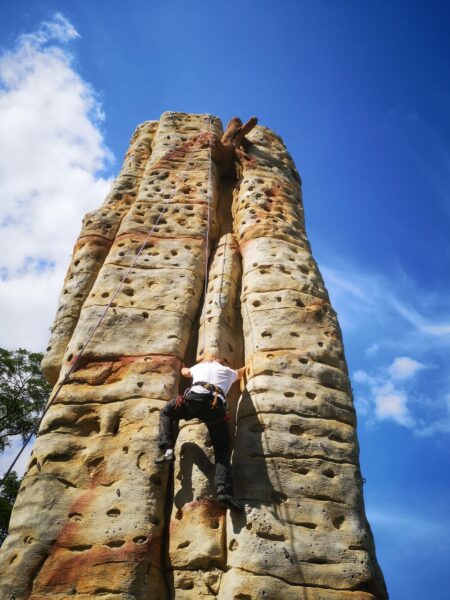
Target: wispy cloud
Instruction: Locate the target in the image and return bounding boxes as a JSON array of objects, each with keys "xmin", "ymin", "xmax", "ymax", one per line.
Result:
[
  {"xmin": 21, "ymin": 13, "xmax": 80, "ymax": 46},
  {"xmin": 322, "ymin": 264, "xmax": 450, "ymax": 350},
  {"xmin": 388, "ymin": 297, "xmax": 450, "ymax": 340},
  {"xmin": 0, "ymin": 13, "xmax": 113, "ymax": 351},
  {"xmin": 415, "ymin": 394, "xmax": 450, "ymax": 437},
  {"xmin": 368, "ymin": 506, "xmax": 442, "ymax": 539},
  {"xmin": 387, "ymin": 356, "xmax": 425, "ymax": 381},
  {"xmin": 321, "ymin": 262, "xmax": 450, "ymax": 435},
  {"xmin": 366, "ymin": 503, "xmax": 450, "ymax": 559},
  {"xmin": 365, "ymin": 343, "xmax": 380, "ymax": 357},
  {"xmin": 354, "ymin": 357, "xmax": 419, "ymax": 428}
]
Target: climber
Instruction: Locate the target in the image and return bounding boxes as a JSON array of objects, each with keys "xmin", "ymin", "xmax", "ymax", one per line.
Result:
[{"xmin": 154, "ymin": 356, "xmax": 246, "ymax": 512}]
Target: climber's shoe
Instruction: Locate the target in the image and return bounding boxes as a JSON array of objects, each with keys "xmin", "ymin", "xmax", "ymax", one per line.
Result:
[
  {"xmin": 154, "ymin": 449, "xmax": 175, "ymax": 464},
  {"xmin": 217, "ymin": 493, "xmax": 244, "ymax": 512}
]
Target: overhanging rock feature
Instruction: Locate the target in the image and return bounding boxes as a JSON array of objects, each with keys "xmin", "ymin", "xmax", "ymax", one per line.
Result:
[{"xmin": 0, "ymin": 112, "xmax": 388, "ymax": 600}]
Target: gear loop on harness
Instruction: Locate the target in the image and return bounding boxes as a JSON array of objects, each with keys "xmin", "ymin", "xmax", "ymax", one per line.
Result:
[{"xmin": 175, "ymin": 381, "xmax": 225, "ymax": 411}]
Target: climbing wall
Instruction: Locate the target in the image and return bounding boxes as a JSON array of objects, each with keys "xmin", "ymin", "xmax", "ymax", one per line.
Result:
[{"xmin": 0, "ymin": 112, "xmax": 387, "ymax": 600}]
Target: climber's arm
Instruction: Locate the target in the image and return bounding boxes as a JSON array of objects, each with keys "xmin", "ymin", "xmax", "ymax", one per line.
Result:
[
  {"xmin": 235, "ymin": 366, "xmax": 248, "ymax": 392},
  {"xmin": 235, "ymin": 367, "xmax": 246, "ymax": 380},
  {"xmin": 181, "ymin": 367, "xmax": 192, "ymax": 378}
]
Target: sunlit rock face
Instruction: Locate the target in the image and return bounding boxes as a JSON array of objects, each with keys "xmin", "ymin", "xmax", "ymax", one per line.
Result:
[{"xmin": 0, "ymin": 113, "xmax": 388, "ymax": 600}]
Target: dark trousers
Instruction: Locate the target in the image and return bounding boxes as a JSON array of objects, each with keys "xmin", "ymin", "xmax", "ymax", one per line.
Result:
[{"xmin": 159, "ymin": 391, "xmax": 232, "ymax": 495}]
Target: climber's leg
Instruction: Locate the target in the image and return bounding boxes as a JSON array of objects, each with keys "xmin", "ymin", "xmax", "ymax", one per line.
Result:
[
  {"xmin": 206, "ymin": 420, "xmax": 243, "ymax": 511},
  {"xmin": 155, "ymin": 398, "xmax": 190, "ymax": 464},
  {"xmin": 206, "ymin": 419, "xmax": 232, "ymax": 496},
  {"xmin": 158, "ymin": 398, "xmax": 181, "ymax": 450}
]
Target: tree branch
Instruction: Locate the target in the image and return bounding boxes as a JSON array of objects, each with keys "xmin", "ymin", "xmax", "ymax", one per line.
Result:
[{"xmin": 203, "ymin": 115, "xmax": 258, "ymax": 176}]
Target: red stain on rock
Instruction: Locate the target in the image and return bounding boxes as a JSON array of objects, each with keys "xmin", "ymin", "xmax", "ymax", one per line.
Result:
[
  {"xmin": 88, "ymin": 458, "xmax": 116, "ymax": 487},
  {"xmin": 56, "ymin": 489, "xmax": 98, "ymax": 548},
  {"xmin": 33, "ymin": 478, "xmax": 161, "ymax": 594},
  {"xmin": 150, "ymin": 136, "xmax": 205, "ymax": 170},
  {"xmin": 68, "ymin": 359, "xmax": 114, "ymax": 383},
  {"xmin": 34, "ymin": 537, "xmax": 159, "ymax": 593},
  {"xmin": 68, "ymin": 353, "xmax": 181, "ymax": 382},
  {"xmin": 105, "ymin": 354, "xmax": 180, "ymax": 384}
]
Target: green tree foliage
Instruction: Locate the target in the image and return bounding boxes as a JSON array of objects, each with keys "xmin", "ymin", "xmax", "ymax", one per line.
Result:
[
  {"xmin": 0, "ymin": 347, "xmax": 51, "ymax": 452},
  {"xmin": 0, "ymin": 348, "xmax": 51, "ymax": 545},
  {"xmin": 0, "ymin": 471, "xmax": 20, "ymax": 544}
]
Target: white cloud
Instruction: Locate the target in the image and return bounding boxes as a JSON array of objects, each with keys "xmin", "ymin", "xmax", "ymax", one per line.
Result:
[
  {"xmin": 353, "ymin": 369, "xmax": 373, "ymax": 384},
  {"xmin": 355, "ymin": 367, "xmax": 416, "ymax": 428},
  {"xmin": 0, "ymin": 13, "xmax": 113, "ymax": 352},
  {"xmin": 0, "ymin": 269, "xmax": 65, "ymax": 350},
  {"xmin": 388, "ymin": 356, "xmax": 425, "ymax": 381},
  {"xmin": 319, "ymin": 262, "xmax": 450, "ymax": 434},
  {"xmin": 354, "ymin": 356, "xmax": 450, "ymax": 434},
  {"xmin": 373, "ymin": 382, "xmax": 414, "ymax": 427}
]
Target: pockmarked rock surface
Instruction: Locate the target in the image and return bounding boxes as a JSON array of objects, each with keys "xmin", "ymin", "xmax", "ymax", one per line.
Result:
[{"xmin": 0, "ymin": 112, "xmax": 388, "ymax": 600}]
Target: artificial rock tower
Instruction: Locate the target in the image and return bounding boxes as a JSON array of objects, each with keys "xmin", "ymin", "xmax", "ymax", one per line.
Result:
[{"xmin": 0, "ymin": 112, "xmax": 387, "ymax": 600}]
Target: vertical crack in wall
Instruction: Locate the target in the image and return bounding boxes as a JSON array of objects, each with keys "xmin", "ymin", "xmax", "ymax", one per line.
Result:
[{"xmin": 167, "ymin": 168, "xmax": 244, "ymax": 598}]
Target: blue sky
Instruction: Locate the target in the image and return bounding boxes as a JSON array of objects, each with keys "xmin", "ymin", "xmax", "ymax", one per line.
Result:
[{"xmin": 1, "ymin": 2, "xmax": 450, "ymax": 597}]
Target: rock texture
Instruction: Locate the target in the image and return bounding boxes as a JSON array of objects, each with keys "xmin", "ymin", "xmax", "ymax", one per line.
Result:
[{"xmin": 0, "ymin": 112, "xmax": 388, "ymax": 600}]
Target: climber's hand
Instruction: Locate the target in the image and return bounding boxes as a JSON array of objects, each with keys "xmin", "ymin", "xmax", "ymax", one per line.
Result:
[{"xmin": 235, "ymin": 367, "xmax": 246, "ymax": 380}]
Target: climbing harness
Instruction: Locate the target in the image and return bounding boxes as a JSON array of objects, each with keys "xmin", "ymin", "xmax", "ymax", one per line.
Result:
[
  {"xmin": 0, "ymin": 118, "xmax": 216, "ymax": 489},
  {"xmin": 194, "ymin": 381, "xmax": 225, "ymax": 408},
  {"xmin": 175, "ymin": 382, "xmax": 225, "ymax": 410}
]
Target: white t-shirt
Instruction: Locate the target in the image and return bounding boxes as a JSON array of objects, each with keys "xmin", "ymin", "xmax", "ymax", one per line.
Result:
[{"xmin": 189, "ymin": 361, "xmax": 238, "ymax": 396}]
